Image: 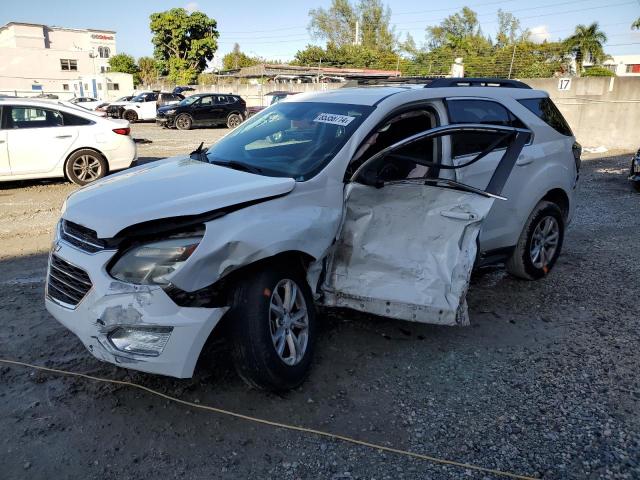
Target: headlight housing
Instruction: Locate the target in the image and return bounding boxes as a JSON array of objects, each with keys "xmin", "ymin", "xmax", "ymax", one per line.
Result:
[
  {"xmin": 165, "ymin": 109, "xmax": 177, "ymax": 115},
  {"xmin": 109, "ymin": 232, "xmax": 203, "ymax": 285}
]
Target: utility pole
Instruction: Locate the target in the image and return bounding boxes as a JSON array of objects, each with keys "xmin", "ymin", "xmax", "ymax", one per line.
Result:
[
  {"xmin": 317, "ymin": 58, "xmax": 322, "ymax": 83},
  {"xmin": 508, "ymin": 43, "xmax": 516, "ymax": 79},
  {"xmin": 354, "ymin": 20, "xmax": 360, "ymax": 46},
  {"xmin": 396, "ymin": 55, "xmax": 400, "ymax": 77}
]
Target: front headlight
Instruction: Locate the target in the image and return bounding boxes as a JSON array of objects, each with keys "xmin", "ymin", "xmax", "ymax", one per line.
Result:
[
  {"xmin": 109, "ymin": 234, "xmax": 203, "ymax": 285},
  {"xmin": 164, "ymin": 109, "xmax": 177, "ymax": 115}
]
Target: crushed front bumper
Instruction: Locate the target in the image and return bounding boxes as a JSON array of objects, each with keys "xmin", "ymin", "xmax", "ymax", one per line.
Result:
[
  {"xmin": 44, "ymin": 239, "xmax": 227, "ymax": 378},
  {"xmin": 155, "ymin": 115, "xmax": 175, "ymax": 128}
]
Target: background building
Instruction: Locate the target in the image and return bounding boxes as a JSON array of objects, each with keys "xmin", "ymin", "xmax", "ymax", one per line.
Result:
[
  {"xmin": 602, "ymin": 55, "xmax": 640, "ymax": 76},
  {"xmin": 0, "ymin": 22, "xmax": 133, "ymax": 99}
]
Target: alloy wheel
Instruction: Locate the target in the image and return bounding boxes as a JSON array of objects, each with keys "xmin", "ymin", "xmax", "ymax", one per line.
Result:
[
  {"xmin": 269, "ymin": 278, "xmax": 309, "ymax": 366},
  {"xmin": 530, "ymin": 216, "xmax": 560, "ymax": 269},
  {"xmin": 72, "ymin": 154, "xmax": 102, "ymax": 182}
]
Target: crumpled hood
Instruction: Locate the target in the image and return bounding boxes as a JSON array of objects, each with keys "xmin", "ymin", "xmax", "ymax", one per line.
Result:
[{"xmin": 63, "ymin": 156, "xmax": 296, "ymax": 238}]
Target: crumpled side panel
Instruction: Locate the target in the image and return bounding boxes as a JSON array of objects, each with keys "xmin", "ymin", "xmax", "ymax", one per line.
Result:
[
  {"xmin": 322, "ymin": 183, "xmax": 494, "ymax": 326},
  {"xmin": 168, "ymin": 189, "xmax": 344, "ymax": 292}
]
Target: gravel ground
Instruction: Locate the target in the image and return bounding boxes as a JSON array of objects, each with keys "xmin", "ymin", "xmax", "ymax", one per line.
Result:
[{"xmin": 0, "ymin": 123, "xmax": 638, "ymax": 480}]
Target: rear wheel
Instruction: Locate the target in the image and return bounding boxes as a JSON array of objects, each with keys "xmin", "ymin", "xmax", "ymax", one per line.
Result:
[
  {"xmin": 227, "ymin": 113, "xmax": 242, "ymax": 129},
  {"xmin": 506, "ymin": 201, "xmax": 564, "ymax": 280},
  {"xmin": 228, "ymin": 266, "xmax": 316, "ymax": 391},
  {"xmin": 123, "ymin": 110, "xmax": 138, "ymax": 123},
  {"xmin": 175, "ymin": 114, "xmax": 192, "ymax": 130},
  {"xmin": 65, "ymin": 149, "xmax": 107, "ymax": 185}
]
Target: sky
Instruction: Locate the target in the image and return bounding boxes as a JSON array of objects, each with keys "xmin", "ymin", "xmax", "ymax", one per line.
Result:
[{"xmin": 1, "ymin": 0, "xmax": 639, "ymax": 65}]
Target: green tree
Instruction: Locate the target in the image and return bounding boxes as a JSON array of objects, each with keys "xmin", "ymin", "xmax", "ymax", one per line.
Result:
[
  {"xmin": 496, "ymin": 10, "xmax": 522, "ymax": 47},
  {"xmin": 583, "ymin": 65, "xmax": 615, "ymax": 77},
  {"xmin": 308, "ymin": 0, "xmax": 396, "ymax": 51},
  {"xmin": 149, "ymin": 7, "xmax": 219, "ymax": 84},
  {"xmin": 564, "ymin": 22, "xmax": 608, "ymax": 76},
  {"xmin": 108, "ymin": 53, "xmax": 138, "ymax": 75},
  {"xmin": 633, "ymin": 18, "xmax": 640, "ymax": 30},
  {"xmin": 137, "ymin": 56, "xmax": 159, "ymax": 86},
  {"xmin": 426, "ymin": 7, "xmax": 481, "ymax": 50},
  {"xmin": 108, "ymin": 53, "xmax": 140, "ymax": 84},
  {"xmin": 222, "ymin": 43, "xmax": 261, "ymax": 70}
]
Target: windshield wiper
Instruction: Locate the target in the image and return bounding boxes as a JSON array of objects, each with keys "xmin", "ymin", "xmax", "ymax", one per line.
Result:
[
  {"xmin": 189, "ymin": 142, "xmax": 208, "ymax": 163},
  {"xmin": 210, "ymin": 160, "xmax": 263, "ymax": 175}
]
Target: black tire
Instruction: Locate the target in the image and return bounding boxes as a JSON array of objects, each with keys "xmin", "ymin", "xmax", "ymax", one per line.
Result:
[
  {"xmin": 226, "ymin": 113, "xmax": 242, "ymax": 129},
  {"xmin": 65, "ymin": 149, "xmax": 107, "ymax": 186},
  {"xmin": 228, "ymin": 266, "xmax": 316, "ymax": 391},
  {"xmin": 506, "ymin": 200, "xmax": 565, "ymax": 280},
  {"xmin": 633, "ymin": 181, "xmax": 640, "ymax": 192},
  {"xmin": 123, "ymin": 110, "xmax": 138, "ymax": 123},
  {"xmin": 175, "ymin": 114, "xmax": 192, "ymax": 131}
]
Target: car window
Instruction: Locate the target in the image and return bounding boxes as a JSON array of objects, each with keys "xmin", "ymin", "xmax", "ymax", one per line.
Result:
[
  {"xmin": 447, "ymin": 99, "xmax": 525, "ymax": 157},
  {"xmin": 215, "ymin": 96, "xmax": 228, "ymax": 105},
  {"xmin": 347, "ymin": 108, "xmax": 437, "ymax": 179},
  {"xmin": 206, "ymin": 102, "xmax": 374, "ymax": 181},
  {"xmin": 61, "ymin": 111, "xmax": 93, "ymax": 126},
  {"xmin": 146, "ymin": 93, "xmax": 158, "ymax": 102},
  {"xmin": 8, "ymin": 107, "xmax": 64, "ymax": 129},
  {"xmin": 518, "ymin": 97, "xmax": 573, "ymax": 136},
  {"xmin": 200, "ymin": 96, "xmax": 213, "ymax": 106}
]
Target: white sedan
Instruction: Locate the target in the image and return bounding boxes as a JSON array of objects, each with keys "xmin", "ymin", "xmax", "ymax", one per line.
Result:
[
  {"xmin": 69, "ymin": 96, "xmax": 103, "ymax": 110},
  {"xmin": 0, "ymin": 98, "xmax": 136, "ymax": 185}
]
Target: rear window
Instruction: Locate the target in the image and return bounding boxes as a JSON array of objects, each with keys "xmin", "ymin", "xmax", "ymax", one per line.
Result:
[
  {"xmin": 446, "ymin": 99, "xmax": 526, "ymax": 157},
  {"xmin": 518, "ymin": 97, "xmax": 573, "ymax": 136}
]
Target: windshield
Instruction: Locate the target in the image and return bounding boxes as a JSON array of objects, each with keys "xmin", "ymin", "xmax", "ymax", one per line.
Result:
[
  {"xmin": 130, "ymin": 93, "xmax": 150, "ymax": 102},
  {"xmin": 178, "ymin": 95, "xmax": 201, "ymax": 107},
  {"xmin": 206, "ymin": 102, "xmax": 374, "ymax": 181}
]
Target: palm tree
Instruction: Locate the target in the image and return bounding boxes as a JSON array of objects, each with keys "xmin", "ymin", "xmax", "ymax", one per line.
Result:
[
  {"xmin": 633, "ymin": 18, "xmax": 640, "ymax": 30},
  {"xmin": 565, "ymin": 23, "xmax": 608, "ymax": 76}
]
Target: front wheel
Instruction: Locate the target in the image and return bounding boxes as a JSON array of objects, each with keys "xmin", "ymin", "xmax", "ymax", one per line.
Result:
[
  {"xmin": 506, "ymin": 201, "xmax": 565, "ymax": 280},
  {"xmin": 226, "ymin": 113, "xmax": 242, "ymax": 129},
  {"xmin": 175, "ymin": 114, "xmax": 192, "ymax": 130},
  {"xmin": 228, "ymin": 267, "xmax": 316, "ymax": 391}
]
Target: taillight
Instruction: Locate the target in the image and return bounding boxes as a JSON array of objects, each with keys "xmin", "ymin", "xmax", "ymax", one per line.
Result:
[{"xmin": 113, "ymin": 127, "xmax": 130, "ymax": 136}]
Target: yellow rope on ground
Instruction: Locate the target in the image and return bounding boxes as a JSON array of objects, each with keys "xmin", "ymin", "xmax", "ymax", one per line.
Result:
[{"xmin": 0, "ymin": 358, "xmax": 538, "ymax": 480}]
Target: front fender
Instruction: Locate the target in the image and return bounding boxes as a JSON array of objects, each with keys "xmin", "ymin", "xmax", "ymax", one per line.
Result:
[{"xmin": 168, "ymin": 189, "xmax": 342, "ymax": 292}]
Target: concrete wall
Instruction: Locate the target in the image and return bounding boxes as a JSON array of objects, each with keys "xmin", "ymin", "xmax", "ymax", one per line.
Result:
[{"xmin": 523, "ymin": 77, "xmax": 640, "ymax": 150}]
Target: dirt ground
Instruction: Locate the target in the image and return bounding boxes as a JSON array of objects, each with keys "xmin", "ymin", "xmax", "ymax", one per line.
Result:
[{"xmin": 0, "ymin": 123, "xmax": 639, "ymax": 480}]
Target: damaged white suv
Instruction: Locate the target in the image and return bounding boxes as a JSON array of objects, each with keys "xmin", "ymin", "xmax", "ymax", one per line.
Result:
[{"xmin": 46, "ymin": 78, "xmax": 580, "ymax": 390}]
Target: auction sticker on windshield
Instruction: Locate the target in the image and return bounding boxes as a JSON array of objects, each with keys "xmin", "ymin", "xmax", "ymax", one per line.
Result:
[{"xmin": 314, "ymin": 113, "xmax": 356, "ymax": 126}]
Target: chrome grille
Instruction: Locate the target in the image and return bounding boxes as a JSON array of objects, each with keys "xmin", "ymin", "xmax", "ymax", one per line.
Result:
[
  {"xmin": 61, "ymin": 220, "xmax": 105, "ymax": 253},
  {"xmin": 47, "ymin": 255, "xmax": 93, "ymax": 307}
]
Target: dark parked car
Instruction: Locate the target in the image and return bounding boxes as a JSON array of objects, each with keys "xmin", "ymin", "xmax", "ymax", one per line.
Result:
[
  {"xmin": 630, "ymin": 148, "xmax": 640, "ymax": 191},
  {"xmin": 246, "ymin": 91, "xmax": 298, "ymax": 117},
  {"xmin": 173, "ymin": 86, "xmax": 196, "ymax": 94},
  {"xmin": 156, "ymin": 93, "xmax": 247, "ymax": 130}
]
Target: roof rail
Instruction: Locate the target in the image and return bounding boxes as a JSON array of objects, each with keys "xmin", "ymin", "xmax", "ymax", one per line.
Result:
[{"xmin": 425, "ymin": 78, "xmax": 531, "ymax": 89}]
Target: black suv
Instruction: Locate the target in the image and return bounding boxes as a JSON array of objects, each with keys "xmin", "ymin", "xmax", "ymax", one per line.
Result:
[{"xmin": 156, "ymin": 93, "xmax": 247, "ymax": 130}]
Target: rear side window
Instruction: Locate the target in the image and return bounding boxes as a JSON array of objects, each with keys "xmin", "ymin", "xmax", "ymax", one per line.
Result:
[
  {"xmin": 447, "ymin": 99, "xmax": 525, "ymax": 157},
  {"xmin": 518, "ymin": 97, "xmax": 573, "ymax": 136},
  {"xmin": 62, "ymin": 111, "xmax": 93, "ymax": 126}
]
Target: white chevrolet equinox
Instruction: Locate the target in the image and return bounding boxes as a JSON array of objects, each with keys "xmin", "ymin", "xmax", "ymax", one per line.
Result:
[{"xmin": 46, "ymin": 78, "xmax": 580, "ymax": 391}]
